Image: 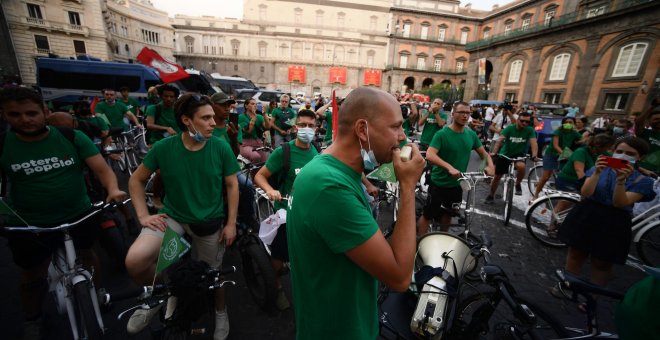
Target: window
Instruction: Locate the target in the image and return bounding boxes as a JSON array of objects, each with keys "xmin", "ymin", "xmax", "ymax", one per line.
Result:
[
  {"xmin": 420, "ymin": 24, "xmax": 429, "ymax": 40},
  {"xmin": 504, "ymin": 21, "xmax": 513, "ymax": 36},
  {"xmin": 259, "ymin": 5, "xmax": 267, "ymax": 21},
  {"xmin": 34, "ymin": 35, "xmax": 49, "ymax": 52},
  {"xmin": 348, "ymin": 49, "xmax": 357, "ymax": 63},
  {"xmin": 543, "ymin": 92, "xmax": 562, "ymax": 104},
  {"xmin": 335, "ymin": 46, "xmax": 344, "ymax": 62},
  {"xmin": 257, "ymin": 45, "xmax": 266, "ymax": 57},
  {"xmin": 438, "ymin": 26, "xmax": 446, "ymax": 41},
  {"xmin": 185, "ymin": 36, "xmax": 194, "ymax": 53},
  {"xmin": 460, "ymin": 30, "xmax": 468, "ymax": 44},
  {"xmin": 612, "ymin": 42, "xmax": 647, "ymax": 77},
  {"xmin": 313, "ymin": 44, "xmax": 323, "ymax": 59},
  {"xmin": 544, "ymin": 10, "xmax": 555, "ymax": 26},
  {"xmin": 521, "ymin": 18, "xmax": 530, "ymax": 30},
  {"xmin": 586, "ymin": 6, "xmax": 606, "ymax": 18},
  {"xmin": 367, "ymin": 54, "xmax": 374, "ymax": 66},
  {"xmin": 326, "ymin": 48, "xmax": 333, "ymax": 61},
  {"xmin": 456, "ymin": 61, "xmax": 464, "ymax": 72},
  {"xmin": 231, "ymin": 40, "xmax": 240, "ymax": 56},
  {"xmin": 434, "ymin": 58, "xmax": 443, "ymax": 71},
  {"xmin": 294, "ymin": 9, "xmax": 302, "ymax": 24},
  {"xmin": 505, "ymin": 92, "xmax": 517, "ymax": 102},
  {"xmin": 27, "ymin": 4, "xmax": 42, "ymax": 19},
  {"xmin": 508, "ymin": 60, "xmax": 523, "ymax": 83},
  {"xmin": 400, "ymin": 54, "xmax": 408, "ymax": 68},
  {"xmin": 279, "ymin": 44, "xmax": 289, "ymax": 57},
  {"xmin": 370, "ymin": 16, "xmax": 377, "ymax": 31},
  {"xmin": 603, "ymin": 93, "xmax": 628, "ymax": 111},
  {"xmin": 68, "ymin": 11, "xmax": 81, "ymax": 26},
  {"xmin": 141, "ymin": 29, "xmax": 160, "ymax": 44},
  {"xmin": 337, "ymin": 12, "xmax": 345, "ymax": 27},
  {"xmin": 260, "ymin": 66, "xmax": 265, "ymax": 72},
  {"xmin": 292, "ymin": 42, "xmax": 302, "ymax": 59},
  {"xmin": 417, "ymin": 57, "xmax": 426, "ymax": 70},
  {"xmin": 549, "ymin": 53, "xmax": 570, "ymax": 81},
  {"xmin": 73, "ymin": 40, "xmax": 86, "ymax": 55},
  {"xmin": 203, "ymin": 45, "xmax": 209, "ymax": 54},
  {"xmin": 110, "ymin": 22, "xmax": 117, "ymax": 34},
  {"xmin": 402, "ymin": 22, "xmax": 411, "ymax": 38},
  {"xmin": 316, "ymin": 10, "xmax": 324, "ymax": 26},
  {"xmin": 121, "ymin": 26, "xmax": 128, "ymax": 37},
  {"xmin": 483, "ymin": 28, "xmax": 491, "ymax": 39}
]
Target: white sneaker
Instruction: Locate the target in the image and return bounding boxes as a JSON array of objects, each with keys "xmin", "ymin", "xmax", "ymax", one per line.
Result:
[
  {"xmin": 214, "ymin": 310, "xmax": 229, "ymax": 340},
  {"xmin": 126, "ymin": 304, "xmax": 162, "ymax": 334}
]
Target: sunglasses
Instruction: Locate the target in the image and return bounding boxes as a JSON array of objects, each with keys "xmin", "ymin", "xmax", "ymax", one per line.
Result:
[{"xmin": 519, "ymin": 120, "xmax": 531, "ymax": 124}]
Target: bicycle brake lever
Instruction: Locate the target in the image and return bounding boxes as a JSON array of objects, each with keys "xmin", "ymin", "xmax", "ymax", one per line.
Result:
[{"xmin": 117, "ymin": 304, "xmax": 143, "ymax": 321}]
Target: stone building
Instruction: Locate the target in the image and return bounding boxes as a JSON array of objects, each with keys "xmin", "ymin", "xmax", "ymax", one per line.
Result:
[
  {"xmin": 103, "ymin": 0, "xmax": 175, "ymax": 63},
  {"xmin": 463, "ymin": 0, "xmax": 660, "ymax": 116},
  {"xmin": 172, "ymin": 0, "xmax": 391, "ymax": 97},
  {"xmin": 1, "ymin": 0, "xmax": 110, "ymax": 84}
]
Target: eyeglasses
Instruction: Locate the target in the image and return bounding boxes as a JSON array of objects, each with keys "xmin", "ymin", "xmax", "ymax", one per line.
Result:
[
  {"xmin": 519, "ymin": 120, "xmax": 531, "ymax": 124},
  {"xmin": 295, "ymin": 123, "xmax": 316, "ymax": 128},
  {"xmin": 454, "ymin": 111, "xmax": 471, "ymax": 115}
]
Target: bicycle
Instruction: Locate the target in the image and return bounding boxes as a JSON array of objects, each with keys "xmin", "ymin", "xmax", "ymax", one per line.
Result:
[
  {"xmin": 498, "ymin": 154, "xmax": 529, "ymax": 226},
  {"xmin": 105, "ymin": 126, "xmax": 145, "ymax": 176},
  {"xmin": 2, "ymin": 199, "xmax": 130, "ymax": 340},
  {"xmin": 525, "ymin": 188, "xmax": 581, "ymax": 247}
]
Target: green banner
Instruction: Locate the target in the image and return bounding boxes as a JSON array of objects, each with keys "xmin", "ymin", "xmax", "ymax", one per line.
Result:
[
  {"xmin": 155, "ymin": 227, "xmax": 191, "ymax": 274},
  {"xmin": 367, "ymin": 162, "xmax": 397, "ymax": 183}
]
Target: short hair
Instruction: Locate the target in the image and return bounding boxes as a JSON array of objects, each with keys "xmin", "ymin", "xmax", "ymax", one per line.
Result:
[
  {"xmin": 587, "ymin": 133, "xmax": 615, "ymax": 150},
  {"xmin": 243, "ymin": 97, "xmax": 256, "ymax": 108},
  {"xmin": 0, "ymin": 87, "xmax": 44, "ymax": 108},
  {"xmin": 119, "ymin": 86, "xmax": 130, "ymax": 92},
  {"xmin": 297, "ymin": 109, "xmax": 316, "ymax": 122},
  {"xmin": 561, "ymin": 117, "xmax": 576, "ymax": 124},
  {"xmin": 615, "ymin": 136, "xmax": 650, "ymax": 156},
  {"xmin": 157, "ymin": 84, "xmax": 180, "ymax": 97},
  {"xmin": 173, "ymin": 94, "xmax": 212, "ymax": 131},
  {"xmin": 453, "ymin": 101, "xmax": 470, "ymax": 111},
  {"xmin": 280, "ymin": 94, "xmax": 290, "ymax": 102},
  {"xmin": 518, "ymin": 111, "xmax": 532, "ymax": 118}
]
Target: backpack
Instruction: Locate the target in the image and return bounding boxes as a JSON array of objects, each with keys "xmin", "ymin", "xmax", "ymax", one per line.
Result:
[
  {"xmin": 0, "ymin": 127, "xmax": 77, "ymax": 197},
  {"xmin": 267, "ymin": 142, "xmax": 320, "ymax": 191}
]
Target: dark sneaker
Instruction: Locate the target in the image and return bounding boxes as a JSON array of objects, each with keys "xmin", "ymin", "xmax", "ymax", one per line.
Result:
[
  {"xmin": 484, "ymin": 195, "xmax": 494, "ymax": 204},
  {"xmin": 515, "ymin": 184, "xmax": 523, "ymax": 196}
]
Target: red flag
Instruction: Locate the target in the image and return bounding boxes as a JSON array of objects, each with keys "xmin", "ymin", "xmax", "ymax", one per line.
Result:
[
  {"xmin": 90, "ymin": 96, "xmax": 99, "ymax": 113},
  {"xmin": 136, "ymin": 47, "xmax": 189, "ymax": 83},
  {"xmin": 331, "ymin": 90, "xmax": 338, "ymax": 142}
]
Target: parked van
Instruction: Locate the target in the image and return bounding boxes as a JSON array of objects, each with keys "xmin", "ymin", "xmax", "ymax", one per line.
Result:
[{"xmin": 211, "ymin": 74, "xmax": 258, "ymax": 96}]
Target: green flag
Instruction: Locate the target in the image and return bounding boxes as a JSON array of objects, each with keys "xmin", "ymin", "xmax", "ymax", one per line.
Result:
[
  {"xmin": 367, "ymin": 162, "xmax": 397, "ymax": 183},
  {"xmin": 155, "ymin": 227, "xmax": 191, "ymax": 274}
]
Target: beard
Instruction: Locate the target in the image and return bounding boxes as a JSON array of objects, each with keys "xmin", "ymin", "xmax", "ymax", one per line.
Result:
[{"xmin": 12, "ymin": 125, "xmax": 49, "ymax": 137}]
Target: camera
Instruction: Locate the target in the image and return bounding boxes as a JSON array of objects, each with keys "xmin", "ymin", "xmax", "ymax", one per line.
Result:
[{"xmin": 502, "ymin": 101, "xmax": 513, "ymax": 111}]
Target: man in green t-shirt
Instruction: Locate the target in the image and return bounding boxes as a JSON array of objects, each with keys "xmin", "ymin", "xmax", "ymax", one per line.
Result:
[
  {"xmin": 271, "ymin": 94, "xmax": 297, "ymax": 147},
  {"xmin": 287, "ymin": 87, "xmax": 425, "ymax": 339},
  {"xmin": 418, "ymin": 102, "xmax": 494, "ymax": 235},
  {"xmin": 486, "ymin": 111, "xmax": 538, "ymax": 202},
  {"xmin": 94, "ymin": 89, "xmax": 140, "ymax": 130},
  {"xmin": 145, "ymin": 84, "xmax": 180, "ymax": 145},
  {"xmin": 418, "ymin": 98, "xmax": 447, "ymax": 150},
  {"xmin": 0, "ymin": 87, "xmax": 126, "ymax": 334},
  {"xmin": 125, "ymin": 94, "xmax": 239, "ymax": 339},
  {"xmin": 635, "ymin": 103, "xmax": 660, "ymax": 176},
  {"xmin": 254, "ymin": 109, "xmax": 319, "ymax": 311},
  {"xmin": 119, "ymin": 86, "xmax": 142, "ymax": 116}
]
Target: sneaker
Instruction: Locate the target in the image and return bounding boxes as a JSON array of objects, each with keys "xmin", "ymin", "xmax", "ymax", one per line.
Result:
[
  {"xmin": 484, "ymin": 195, "xmax": 494, "ymax": 204},
  {"xmin": 23, "ymin": 317, "xmax": 44, "ymax": 340},
  {"xmin": 548, "ymin": 282, "xmax": 572, "ymax": 300},
  {"xmin": 214, "ymin": 310, "xmax": 229, "ymax": 340},
  {"xmin": 276, "ymin": 289, "xmax": 291, "ymax": 311},
  {"xmin": 515, "ymin": 184, "xmax": 523, "ymax": 196},
  {"xmin": 127, "ymin": 304, "xmax": 162, "ymax": 335}
]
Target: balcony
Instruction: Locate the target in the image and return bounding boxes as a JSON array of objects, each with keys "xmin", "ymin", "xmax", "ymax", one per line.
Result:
[
  {"xmin": 392, "ymin": 32, "xmax": 465, "ymax": 45},
  {"xmin": 466, "ymin": 0, "xmax": 655, "ymax": 50},
  {"xmin": 385, "ymin": 64, "xmax": 467, "ymax": 74},
  {"xmin": 21, "ymin": 16, "xmax": 90, "ymax": 37}
]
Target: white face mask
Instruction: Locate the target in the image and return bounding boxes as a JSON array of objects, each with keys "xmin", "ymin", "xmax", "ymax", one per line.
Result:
[
  {"xmin": 297, "ymin": 127, "xmax": 315, "ymax": 144},
  {"xmin": 612, "ymin": 152, "xmax": 637, "ymax": 165},
  {"xmin": 358, "ymin": 122, "xmax": 379, "ymax": 171}
]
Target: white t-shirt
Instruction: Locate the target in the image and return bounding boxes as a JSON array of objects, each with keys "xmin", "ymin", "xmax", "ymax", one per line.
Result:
[
  {"xmin": 485, "ymin": 107, "xmax": 495, "ymax": 121},
  {"xmin": 491, "ymin": 112, "xmax": 518, "ymax": 142}
]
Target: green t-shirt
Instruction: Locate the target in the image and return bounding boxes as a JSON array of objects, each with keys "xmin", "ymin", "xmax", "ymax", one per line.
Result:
[
  {"xmin": 238, "ymin": 113, "xmax": 265, "ymax": 140},
  {"xmin": 145, "ymin": 104, "xmax": 180, "ymax": 143},
  {"xmin": 287, "ymin": 154, "xmax": 379, "ymax": 339},
  {"xmin": 120, "ymin": 97, "xmax": 141, "ymax": 115},
  {"xmin": 213, "ymin": 123, "xmax": 242, "ymax": 148},
  {"xmin": 264, "ymin": 140, "xmax": 318, "ymax": 210},
  {"xmin": 94, "ymin": 101, "xmax": 128, "ymax": 129},
  {"xmin": 420, "ymin": 110, "xmax": 447, "ymax": 145},
  {"xmin": 558, "ymin": 146, "xmax": 596, "ymax": 182},
  {"xmin": 324, "ymin": 110, "xmax": 333, "ymax": 143},
  {"xmin": 0, "ymin": 128, "xmax": 98, "ymax": 225},
  {"xmin": 499, "ymin": 125, "xmax": 536, "ymax": 157},
  {"xmin": 78, "ymin": 115, "xmax": 109, "ymax": 131},
  {"xmin": 545, "ymin": 128, "xmax": 582, "ymax": 156},
  {"xmin": 142, "ymin": 134, "xmax": 240, "ymax": 224},
  {"xmin": 638, "ymin": 129, "xmax": 660, "ymax": 172},
  {"xmin": 429, "ymin": 127, "xmax": 482, "ymax": 187},
  {"xmin": 271, "ymin": 107, "xmax": 296, "ymax": 136}
]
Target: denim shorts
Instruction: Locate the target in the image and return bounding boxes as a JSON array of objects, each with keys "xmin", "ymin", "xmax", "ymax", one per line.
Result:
[
  {"xmin": 554, "ymin": 176, "xmax": 578, "ymax": 193},
  {"xmin": 543, "ymin": 152, "xmax": 560, "ymax": 171}
]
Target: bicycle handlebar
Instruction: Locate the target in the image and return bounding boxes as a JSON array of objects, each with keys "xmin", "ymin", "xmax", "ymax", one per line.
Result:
[
  {"xmin": 497, "ymin": 154, "xmax": 530, "ymax": 162},
  {"xmin": 2, "ymin": 198, "xmax": 131, "ymax": 233}
]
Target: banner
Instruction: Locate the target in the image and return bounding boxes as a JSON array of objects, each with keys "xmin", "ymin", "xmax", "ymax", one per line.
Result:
[
  {"xmin": 363, "ymin": 69, "xmax": 382, "ymax": 86},
  {"xmin": 136, "ymin": 47, "xmax": 189, "ymax": 83},
  {"xmin": 478, "ymin": 58, "xmax": 486, "ymax": 85},
  {"xmin": 155, "ymin": 227, "xmax": 191, "ymax": 274},
  {"xmin": 329, "ymin": 67, "xmax": 347, "ymax": 84},
  {"xmin": 366, "ymin": 162, "xmax": 397, "ymax": 183},
  {"xmin": 288, "ymin": 65, "xmax": 306, "ymax": 83}
]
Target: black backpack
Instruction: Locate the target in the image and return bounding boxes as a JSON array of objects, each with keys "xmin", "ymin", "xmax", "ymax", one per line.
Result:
[{"xmin": 266, "ymin": 142, "xmax": 320, "ymax": 190}]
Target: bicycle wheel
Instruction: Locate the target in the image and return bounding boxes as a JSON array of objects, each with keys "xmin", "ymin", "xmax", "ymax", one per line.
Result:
[
  {"xmin": 455, "ymin": 292, "xmax": 568, "ymax": 340},
  {"xmin": 241, "ymin": 241, "xmax": 278, "ymax": 312},
  {"xmin": 636, "ymin": 221, "xmax": 660, "ymax": 267},
  {"xmin": 72, "ymin": 281, "xmax": 103, "ymax": 340},
  {"xmin": 526, "ymin": 164, "xmax": 544, "ymax": 196},
  {"xmin": 525, "ymin": 196, "xmax": 577, "ymax": 248},
  {"xmin": 503, "ymin": 178, "xmax": 514, "ymax": 226}
]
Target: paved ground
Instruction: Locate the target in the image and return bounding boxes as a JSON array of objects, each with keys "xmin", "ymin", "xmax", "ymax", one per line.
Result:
[{"xmin": 0, "ymin": 155, "xmax": 648, "ymax": 339}]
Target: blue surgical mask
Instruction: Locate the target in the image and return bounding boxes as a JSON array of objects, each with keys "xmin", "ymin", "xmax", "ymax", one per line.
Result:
[
  {"xmin": 612, "ymin": 127, "xmax": 624, "ymax": 135},
  {"xmin": 297, "ymin": 127, "xmax": 315, "ymax": 144},
  {"xmin": 359, "ymin": 122, "xmax": 379, "ymax": 171},
  {"xmin": 613, "ymin": 152, "xmax": 636, "ymax": 165},
  {"xmin": 187, "ymin": 123, "xmax": 208, "ymax": 143}
]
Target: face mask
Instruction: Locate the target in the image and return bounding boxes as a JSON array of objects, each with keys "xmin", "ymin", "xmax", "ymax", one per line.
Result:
[
  {"xmin": 527, "ymin": 110, "xmax": 533, "ymax": 114},
  {"xmin": 563, "ymin": 123, "xmax": 574, "ymax": 130},
  {"xmin": 612, "ymin": 127, "xmax": 624, "ymax": 135},
  {"xmin": 359, "ymin": 122, "xmax": 379, "ymax": 171},
  {"xmin": 297, "ymin": 127, "xmax": 315, "ymax": 144},
  {"xmin": 613, "ymin": 152, "xmax": 637, "ymax": 165},
  {"xmin": 187, "ymin": 122, "xmax": 208, "ymax": 143}
]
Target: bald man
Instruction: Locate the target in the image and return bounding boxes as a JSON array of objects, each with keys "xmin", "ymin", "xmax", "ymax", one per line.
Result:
[
  {"xmin": 47, "ymin": 112, "xmax": 103, "ymax": 141},
  {"xmin": 287, "ymin": 87, "xmax": 425, "ymax": 339}
]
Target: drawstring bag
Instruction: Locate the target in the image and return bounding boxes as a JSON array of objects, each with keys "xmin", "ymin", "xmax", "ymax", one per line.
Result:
[{"xmin": 259, "ymin": 209, "xmax": 287, "ymax": 245}]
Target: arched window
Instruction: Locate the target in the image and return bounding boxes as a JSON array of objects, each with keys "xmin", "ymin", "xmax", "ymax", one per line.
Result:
[
  {"xmin": 460, "ymin": 27, "xmax": 470, "ymax": 44},
  {"xmin": 402, "ymin": 20, "xmax": 412, "ymax": 38},
  {"xmin": 549, "ymin": 53, "xmax": 570, "ymax": 81},
  {"xmin": 612, "ymin": 42, "xmax": 648, "ymax": 77},
  {"xmin": 184, "ymin": 36, "xmax": 194, "ymax": 53},
  {"xmin": 508, "ymin": 59, "xmax": 523, "ymax": 83},
  {"xmin": 291, "ymin": 42, "xmax": 303, "ymax": 59},
  {"xmin": 420, "ymin": 22, "xmax": 430, "ymax": 39}
]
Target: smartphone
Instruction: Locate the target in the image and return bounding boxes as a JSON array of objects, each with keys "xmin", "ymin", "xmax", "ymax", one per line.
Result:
[
  {"xmin": 229, "ymin": 112, "xmax": 239, "ymax": 127},
  {"xmin": 602, "ymin": 156, "xmax": 629, "ymax": 169}
]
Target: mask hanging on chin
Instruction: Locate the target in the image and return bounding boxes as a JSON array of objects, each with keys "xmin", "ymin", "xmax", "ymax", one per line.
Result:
[
  {"xmin": 187, "ymin": 123, "xmax": 208, "ymax": 143},
  {"xmin": 359, "ymin": 122, "xmax": 379, "ymax": 171}
]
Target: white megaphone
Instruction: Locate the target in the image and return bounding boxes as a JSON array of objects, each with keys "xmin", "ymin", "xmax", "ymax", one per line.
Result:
[{"xmin": 410, "ymin": 233, "xmax": 476, "ymax": 338}]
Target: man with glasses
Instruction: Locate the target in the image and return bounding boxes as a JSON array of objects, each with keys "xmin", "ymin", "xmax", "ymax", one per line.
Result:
[
  {"xmin": 418, "ymin": 102, "xmax": 494, "ymax": 235},
  {"xmin": 418, "ymin": 98, "xmax": 446, "ymax": 151},
  {"xmin": 271, "ymin": 94, "xmax": 297, "ymax": 147},
  {"xmin": 486, "ymin": 111, "xmax": 538, "ymax": 202}
]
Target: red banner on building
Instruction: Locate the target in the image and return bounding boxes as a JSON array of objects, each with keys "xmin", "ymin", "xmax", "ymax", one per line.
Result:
[
  {"xmin": 329, "ymin": 67, "xmax": 347, "ymax": 84},
  {"xmin": 288, "ymin": 65, "xmax": 306, "ymax": 83},
  {"xmin": 363, "ymin": 69, "xmax": 382, "ymax": 86}
]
